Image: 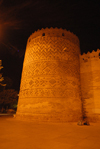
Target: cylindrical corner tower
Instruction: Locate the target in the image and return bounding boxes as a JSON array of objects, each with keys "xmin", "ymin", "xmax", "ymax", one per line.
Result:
[{"xmin": 16, "ymin": 27, "xmax": 82, "ymax": 122}]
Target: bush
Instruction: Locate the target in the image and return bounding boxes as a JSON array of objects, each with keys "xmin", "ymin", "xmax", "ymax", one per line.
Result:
[{"xmin": 0, "ymin": 89, "xmax": 18, "ymax": 112}]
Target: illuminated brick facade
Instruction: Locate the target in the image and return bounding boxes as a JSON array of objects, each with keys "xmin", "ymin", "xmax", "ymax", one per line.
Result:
[
  {"xmin": 80, "ymin": 49, "xmax": 100, "ymax": 121},
  {"xmin": 16, "ymin": 28, "xmax": 82, "ymax": 122},
  {"xmin": 16, "ymin": 27, "xmax": 100, "ymax": 122}
]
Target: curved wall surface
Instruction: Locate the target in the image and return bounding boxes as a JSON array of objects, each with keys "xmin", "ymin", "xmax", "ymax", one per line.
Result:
[{"xmin": 16, "ymin": 28, "xmax": 82, "ymax": 122}]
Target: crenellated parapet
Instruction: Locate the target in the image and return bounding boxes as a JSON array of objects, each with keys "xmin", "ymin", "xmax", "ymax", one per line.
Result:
[
  {"xmin": 80, "ymin": 49, "xmax": 100, "ymax": 62},
  {"xmin": 27, "ymin": 27, "xmax": 80, "ymax": 47}
]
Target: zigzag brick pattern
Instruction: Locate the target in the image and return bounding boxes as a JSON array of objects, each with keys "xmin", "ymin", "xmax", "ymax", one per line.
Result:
[{"xmin": 16, "ymin": 28, "xmax": 82, "ymax": 122}]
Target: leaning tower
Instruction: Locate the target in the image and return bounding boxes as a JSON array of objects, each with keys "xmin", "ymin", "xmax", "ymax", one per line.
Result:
[{"xmin": 16, "ymin": 27, "xmax": 82, "ymax": 122}]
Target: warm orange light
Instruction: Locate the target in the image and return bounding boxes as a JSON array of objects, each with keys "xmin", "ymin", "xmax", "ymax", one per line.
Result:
[{"xmin": 16, "ymin": 28, "xmax": 82, "ymax": 122}]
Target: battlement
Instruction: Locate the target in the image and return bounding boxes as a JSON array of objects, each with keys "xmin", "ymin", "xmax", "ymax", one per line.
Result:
[
  {"xmin": 28, "ymin": 27, "xmax": 79, "ymax": 47},
  {"xmin": 80, "ymin": 49, "xmax": 100, "ymax": 62}
]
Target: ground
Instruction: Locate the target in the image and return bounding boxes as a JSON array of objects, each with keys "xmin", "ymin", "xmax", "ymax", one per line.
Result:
[{"xmin": 0, "ymin": 115, "xmax": 100, "ymax": 149}]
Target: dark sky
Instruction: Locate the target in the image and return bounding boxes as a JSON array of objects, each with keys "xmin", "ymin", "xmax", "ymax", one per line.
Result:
[{"xmin": 0, "ymin": 0, "xmax": 100, "ymax": 91}]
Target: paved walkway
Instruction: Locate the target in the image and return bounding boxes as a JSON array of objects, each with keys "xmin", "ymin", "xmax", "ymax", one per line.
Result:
[{"xmin": 0, "ymin": 116, "xmax": 100, "ymax": 149}]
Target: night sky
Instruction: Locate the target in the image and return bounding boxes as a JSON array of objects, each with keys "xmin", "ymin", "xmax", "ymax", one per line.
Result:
[{"xmin": 0, "ymin": 0, "xmax": 100, "ymax": 91}]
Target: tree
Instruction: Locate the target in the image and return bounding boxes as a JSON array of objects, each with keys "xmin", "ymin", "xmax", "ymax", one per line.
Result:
[
  {"xmin": 0, "ymin": 60, "xmax": 6, "ymax": 89},
  {"xmin": 0, "ymin": 89, "xmax": 18, "ymax": 112},
  {"xmin": 2, "ymin": 76, "xmax": 13, "ymax": 89}
]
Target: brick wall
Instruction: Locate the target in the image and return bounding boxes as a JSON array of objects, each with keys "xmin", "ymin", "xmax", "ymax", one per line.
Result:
[
  {"xmin": 80, "ymin": 49, "xmax": 100, "ymax": 121},
  {"xmin": 16, "ymin": 28, "xmax": 82, "ymax": 122}
]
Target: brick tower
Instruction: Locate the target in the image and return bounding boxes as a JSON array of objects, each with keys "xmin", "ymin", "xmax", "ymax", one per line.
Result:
[{"xmin": 16, "ymin": 27, "xmax": 82, "ymax": 122}]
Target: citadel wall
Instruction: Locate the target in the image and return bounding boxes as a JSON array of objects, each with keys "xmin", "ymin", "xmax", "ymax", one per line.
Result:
[
  {"xmin": 16, "ymin": 27, "xmax": 100, "ymax": 122},
  {"xmin": 16, "ymin": 28, "xmax": 82, "ymax": 122},
  {"xmin": 80, "ymin": 49, "xmax": 100, "ymax": 121}
]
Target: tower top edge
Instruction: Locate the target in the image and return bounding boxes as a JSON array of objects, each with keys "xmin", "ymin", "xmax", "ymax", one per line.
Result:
[
  {"xmin": 28, "ymin": 27, "xmax": 79, "ymax": 43},
  {"xmin": 80, "ymin": 49, "xmax": 100, "ymax": 59},
  {"xmin": 81, "ymin": 49, "xmax": 100, "ymax": 56}
]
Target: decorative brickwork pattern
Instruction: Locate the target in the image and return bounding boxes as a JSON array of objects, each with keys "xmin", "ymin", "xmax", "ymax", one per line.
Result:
[{"xmin": 16, "ymin": 28, "xmax": 82, "ymax": 122}]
